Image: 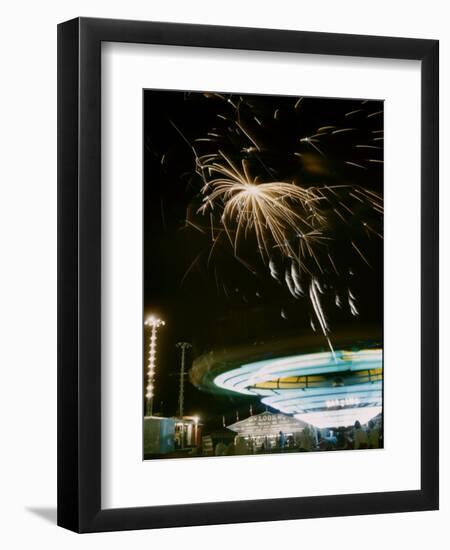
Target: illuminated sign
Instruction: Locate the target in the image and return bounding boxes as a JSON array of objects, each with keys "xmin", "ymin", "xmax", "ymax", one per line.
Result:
[
  {"xmin": 228, "ymin": 412, "xmax": 312, "ymax": 436},
  {"xmin": 326, "ymin": 396, "xmax": 360, "ymax": 408}
]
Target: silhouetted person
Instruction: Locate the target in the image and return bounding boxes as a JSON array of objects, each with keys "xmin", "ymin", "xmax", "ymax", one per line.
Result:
[
  {"xmin": 368, "ymin": 419, "xmax": 380, "ymax": 449},
  {"xmin": 353, "ymin": 420, "xmax": 369, "ymax": 450}
]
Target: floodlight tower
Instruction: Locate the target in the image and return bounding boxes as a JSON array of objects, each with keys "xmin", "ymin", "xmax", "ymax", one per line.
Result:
[
  {"xmin": 144, "ymin": 315, "xmax": 165, "ymax": 416},
  {"xmin": 176, "ymin": 342, "xmax": 192, "ymax": 418}
]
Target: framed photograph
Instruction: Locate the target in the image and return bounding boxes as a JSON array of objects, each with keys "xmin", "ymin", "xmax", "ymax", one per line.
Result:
[{"xmin": 58, "ymin": 17, "xmax": 439, "ymax": 532}]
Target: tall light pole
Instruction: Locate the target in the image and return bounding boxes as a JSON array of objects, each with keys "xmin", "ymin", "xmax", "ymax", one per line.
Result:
[
  {"xmin": 176, "ymin": 342, "xmax": 191, "ymax": 418},
  {"xmin": 144, "ymin": 315, "xmax": 165, "ymax": 417}
]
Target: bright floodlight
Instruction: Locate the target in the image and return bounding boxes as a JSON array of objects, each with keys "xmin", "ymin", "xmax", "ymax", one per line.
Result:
[{"xmin": 144, "ymin": 315, "xmax": 165, "ymax": 416}]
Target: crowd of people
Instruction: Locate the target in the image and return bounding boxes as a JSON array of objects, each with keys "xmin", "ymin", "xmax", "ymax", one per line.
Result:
[
  {"xmin": 317, "ymin": 419, "xmax": 382, "ymax": 451},
  {"xmin": 211, "ymin": 419, "xmax": 382, "ymax": 456}
]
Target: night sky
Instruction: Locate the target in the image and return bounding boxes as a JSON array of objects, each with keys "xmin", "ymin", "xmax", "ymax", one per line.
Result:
[{"xmin": 143, "ymin": 90, "xmax": 383, "ymax": 430}]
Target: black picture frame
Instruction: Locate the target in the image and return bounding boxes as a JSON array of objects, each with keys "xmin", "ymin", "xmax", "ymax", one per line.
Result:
[{"xmin": 57, "ymin": 17, "xmax": 439, "ymax": 533}]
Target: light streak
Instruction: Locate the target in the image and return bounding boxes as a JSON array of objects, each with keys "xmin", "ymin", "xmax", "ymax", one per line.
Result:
[{"xmin": 211, "ymin": 348, "xmax": 383, "ymax": 429}]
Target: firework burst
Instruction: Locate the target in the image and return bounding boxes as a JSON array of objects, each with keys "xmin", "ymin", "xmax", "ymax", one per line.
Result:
[
  {"xmin": 167, "ymin": 93, "xmax": 383, "ymax": 353},
  {"xmin": 197, "ymin": 152, "xmax": 326, "ymax": 266}
]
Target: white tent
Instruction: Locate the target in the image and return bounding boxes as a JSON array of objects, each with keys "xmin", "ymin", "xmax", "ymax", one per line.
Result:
[{"xmin": 227, "ymin": 411, "xmax": 312, "ymax": 438}]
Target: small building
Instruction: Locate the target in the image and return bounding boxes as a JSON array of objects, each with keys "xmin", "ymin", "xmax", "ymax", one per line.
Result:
[
  {"xmin": 174, "ymin": 416, "xmax": 201, "ymax": 449},
  {"xmin": 144, "ymin": 415, "xmax": 202, "ymax": 456},
  {"xmin": 143, "ymin": 416, "xmax": 176, "ymax": 456}
]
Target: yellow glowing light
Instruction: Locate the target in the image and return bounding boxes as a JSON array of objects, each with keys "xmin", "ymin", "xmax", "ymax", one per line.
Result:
[{"xmin": 144, "ymin": 314, "xmax": 165, "ymax": 415}]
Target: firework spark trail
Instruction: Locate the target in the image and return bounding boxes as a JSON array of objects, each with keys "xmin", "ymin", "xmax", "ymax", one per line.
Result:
[
  {"xmin": 291, "ymin": 261, "xmax": 304, "ymax": 296},
  {"xmin": 269, "ymin": 258, "xmax": 280, "ymax": 281},
  {"xmin": 351, "ymin": 240, "xmax": 372, "ymax": 267},
  {"xmin": 285, "ymin": 268, "xmax": 297, "ymax": 298},
  {"xmin": 180, "ymin": 252, "xmax": 203, "ymax": 286},
  {"xmin": 309, "ymin": 277, "xmax": 336, "ymax": 358}
]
